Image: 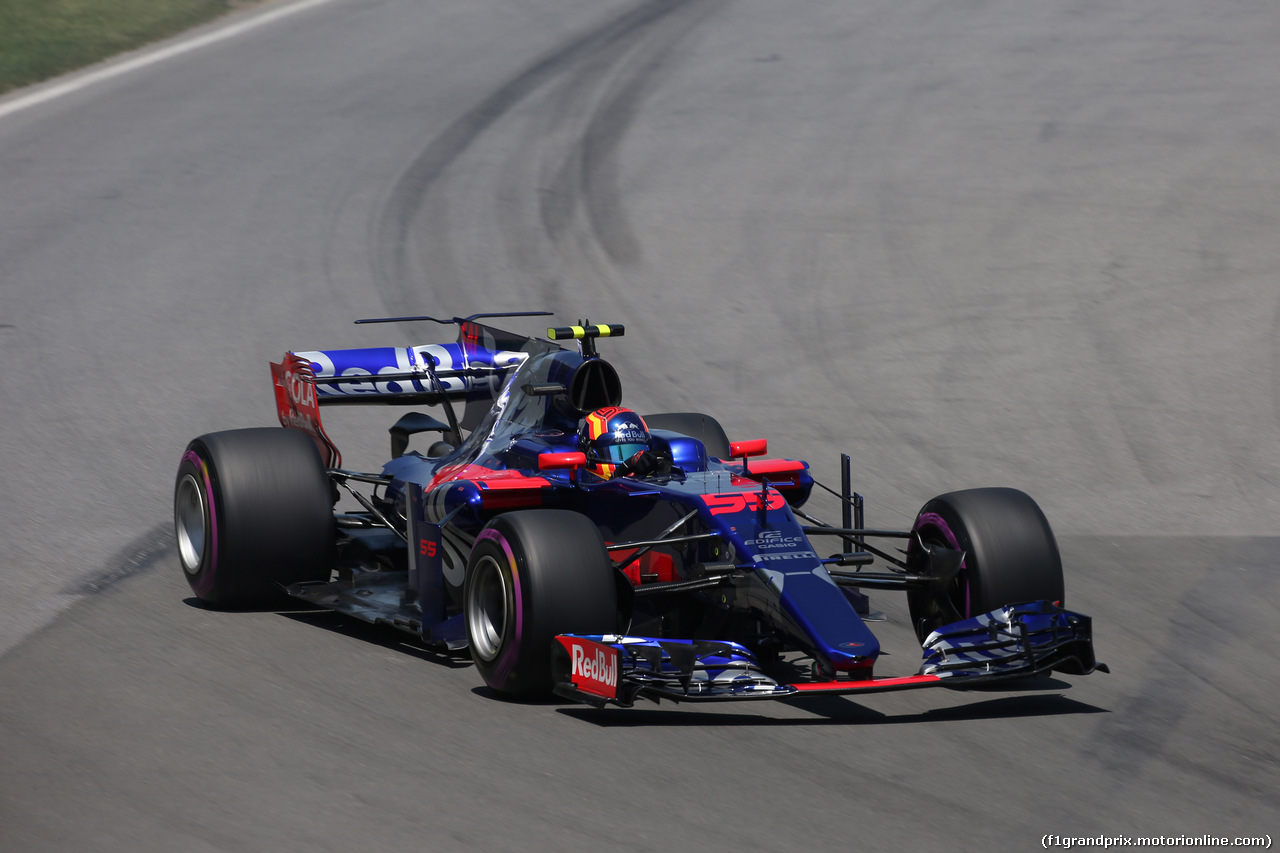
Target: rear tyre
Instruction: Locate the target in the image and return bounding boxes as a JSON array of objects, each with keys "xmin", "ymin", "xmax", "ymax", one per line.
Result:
[
  {"xmin": 906, "ymin": 487, "xmax": 1063, "ymax": 643},
  {"xmin": 464, "ymin": 510, "xmax": 617, "ymax": 697},
  {"xmin": 642, "ymin": 412, "xmax": 731, "ymax": 459},
  {"xmin": 175, "ymin": 428, "xmax": 335, "ymax": 608}
]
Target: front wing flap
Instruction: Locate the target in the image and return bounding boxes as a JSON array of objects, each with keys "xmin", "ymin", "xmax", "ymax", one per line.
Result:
[
  {"xmin": 920, "ymin": 600, "xmax": 1106, "ymax": 680},
  {"xmin": 552, "ymin": 601, "xmax": 1104, "ymax": 708}
]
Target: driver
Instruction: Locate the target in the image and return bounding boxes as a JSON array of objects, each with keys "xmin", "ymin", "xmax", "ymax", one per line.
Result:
[{"xmin": 578, "ymin": 407, "xmax": 668, "ymax": 479}]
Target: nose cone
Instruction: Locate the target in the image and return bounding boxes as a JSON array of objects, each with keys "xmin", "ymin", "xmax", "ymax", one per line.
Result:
[{"xmin": 769, "ymin": 565, "xmax": 880, "ymax": 674}]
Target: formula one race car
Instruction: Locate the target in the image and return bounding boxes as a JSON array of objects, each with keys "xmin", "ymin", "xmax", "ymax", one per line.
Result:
[{"xmin": 174, "ymin": 312, "xmax": 1106, "ymax": 707}]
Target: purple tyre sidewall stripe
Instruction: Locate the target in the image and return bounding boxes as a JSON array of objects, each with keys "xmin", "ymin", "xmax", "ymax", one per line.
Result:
[
  {"xmin": 474, "ymin": 527, "xmax": 523, "ymax": 685},
  {"xmin": 183, "ymin": 450, "xmax": 218, "ymax": 597},
  {"xmin": 912, "ymin": 511, "xmax": 970, "ymax": 618}
]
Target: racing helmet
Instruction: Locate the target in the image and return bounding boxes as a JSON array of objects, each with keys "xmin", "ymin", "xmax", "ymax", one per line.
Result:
[{"xmin": 578, "ymin": 407, "xmax": 652, "ymax": 479}]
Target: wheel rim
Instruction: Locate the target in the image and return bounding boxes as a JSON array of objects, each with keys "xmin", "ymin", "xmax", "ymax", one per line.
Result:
[
  {"xmin": 466, "ymin": 554, "xmax": 510, "ymax": 662},
  {"xmin": 920, "ymin": 528, "xmax": 970, "ymax": 618},
  {"xmin": 175, "ymin": 473, "xmax": 207, "ymax": 575},
  {"xmin": 911, "ymin": 519, "xmax": 972, "ymax": 638}
]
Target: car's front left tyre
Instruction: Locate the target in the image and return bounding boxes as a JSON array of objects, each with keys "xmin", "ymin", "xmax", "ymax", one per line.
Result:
[
  {"xmin": 464, "ymin": 510, "xmax": 617, "ymax": 698},
  {"xmin": 175, "ymin": 427, "xmax": 335, "ymax": 608}
]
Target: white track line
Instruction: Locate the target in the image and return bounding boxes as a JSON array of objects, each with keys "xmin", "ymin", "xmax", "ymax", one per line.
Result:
[{"xmin": 0, "ymin": 0, "xmax": 339, "ymax": 122}]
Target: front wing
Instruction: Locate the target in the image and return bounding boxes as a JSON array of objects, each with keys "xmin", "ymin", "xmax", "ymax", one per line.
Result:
[{"xmin": 551, "ymin": 601, "xmax": 1105, "ymax": 708}]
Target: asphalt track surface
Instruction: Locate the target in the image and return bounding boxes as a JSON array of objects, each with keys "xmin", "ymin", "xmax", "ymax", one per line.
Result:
[{"xmin": 1, "ymin": 0, "xmax": 1278, "ymax": 849}]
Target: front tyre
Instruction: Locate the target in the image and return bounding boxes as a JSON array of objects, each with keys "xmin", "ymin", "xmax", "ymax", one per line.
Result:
[
  {"xmin": 464, "ymin": 510, "xmax": 617, "ymax": 698},
  {"xmin": 175, "ymin": 428, "xmax": 335, "ymax": 608},
  {"xmin": 906, "ymin": 487, "xmax": 1063, "ymax": 643}
]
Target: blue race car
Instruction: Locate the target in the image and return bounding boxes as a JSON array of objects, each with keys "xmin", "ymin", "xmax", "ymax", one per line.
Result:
[{"xmin": 174, "ymin": 312, "xmax": 1106, "ymax": 706}]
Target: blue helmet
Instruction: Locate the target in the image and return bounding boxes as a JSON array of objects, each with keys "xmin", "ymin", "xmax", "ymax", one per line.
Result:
[{"xmin": 578, "ymin": 407, "xmax": 651, "ymax": 478}]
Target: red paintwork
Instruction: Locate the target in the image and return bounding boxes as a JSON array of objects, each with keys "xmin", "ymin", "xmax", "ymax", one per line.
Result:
[
  {"xmin": 610, "ymin": 547, "xmax": 678, "ymax": 585},
  {"xmin": 271, "ymin": 354, "xmax": 341, "ymax": 468},
  {"xmin": 701, "ymin": 490, "xmax": 788, "ymax": 516},
  {"xmin": 728, "ymin": 439, "xmax": 768, "ymax": 458},
  {"xmin": 539, "ymin": 451, "xmax": 586, "ymax": 470},
  {"xmin": 740, "ymin": 458, "xmax": 805, "ymax": 476},
  {"xmin": 788, "ymin": 673, "xmax": 941, "ymax": 693},
  {"xmin": 422, "ymin": 463, "xmax": 553, "ymax": 509},
  {"xmin": 732, "ymin": 458, "xmax": 807, "ymax": 487},
  {"xmin": 427, "ymin": 463, "xmax": 543, "ymax": 491}
]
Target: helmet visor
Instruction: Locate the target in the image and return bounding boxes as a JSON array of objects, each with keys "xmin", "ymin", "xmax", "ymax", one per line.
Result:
[{"xmin": 602, "ymin": 442, "xmax": 648, "ymax": 463}]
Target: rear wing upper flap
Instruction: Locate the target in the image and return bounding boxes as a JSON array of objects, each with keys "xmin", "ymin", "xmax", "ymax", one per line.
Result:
[{"xmin": 294, "ymin": 343, "xmax": 522, "ymax": 405}]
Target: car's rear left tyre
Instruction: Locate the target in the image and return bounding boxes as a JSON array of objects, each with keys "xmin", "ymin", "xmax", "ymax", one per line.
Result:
[
  {"xmin": 906, "ymin": 487, "xmax": 1063, "ymax": 643},
  {"xmin": 175, "ymin": 428, "xmax": 335, "ymax": 608},
  {"xmin": 464, "ymin": 510, "xmax": 617, "ymax": 698}
]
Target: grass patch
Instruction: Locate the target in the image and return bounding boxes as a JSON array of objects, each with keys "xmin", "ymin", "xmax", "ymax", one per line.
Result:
[{"xmin": 0, "ymin": 0, "xmax": 244, "ymax": 96}]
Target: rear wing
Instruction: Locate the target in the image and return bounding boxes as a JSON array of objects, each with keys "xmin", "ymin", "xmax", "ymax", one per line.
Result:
[
  {"xmin": 267, "ymin": 314, "xmax": 622, "ymax": 467},
  {"xmin": 269, "ymin": 342, "xmax": 526, "ymax": 467}
]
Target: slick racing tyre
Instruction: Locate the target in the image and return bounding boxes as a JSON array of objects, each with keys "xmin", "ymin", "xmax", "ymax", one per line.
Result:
[
  {"xmin": 464, "ymin": 510, "xmax": 617, "ymax": 698},
  {"xmin": 642, "ymin": 412, "xmax": 732, "ymax": 459},
  {"xmin": 906, "ymin": 487, "xmax": 1063, "ymax": 643},
  {"xmin": 175, "ymin": 428, "xmax": 335, "ymax": 608}
]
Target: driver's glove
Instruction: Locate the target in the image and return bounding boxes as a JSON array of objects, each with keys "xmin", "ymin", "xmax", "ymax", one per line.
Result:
[{"xmin": 618, "ymin": 448, "xmax": 671, "ymax": 478}]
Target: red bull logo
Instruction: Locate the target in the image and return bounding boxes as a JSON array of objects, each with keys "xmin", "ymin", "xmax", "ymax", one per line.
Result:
[{"xmin": 566, "ymin": 639, "xmax": 619, "ymax": 698}]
